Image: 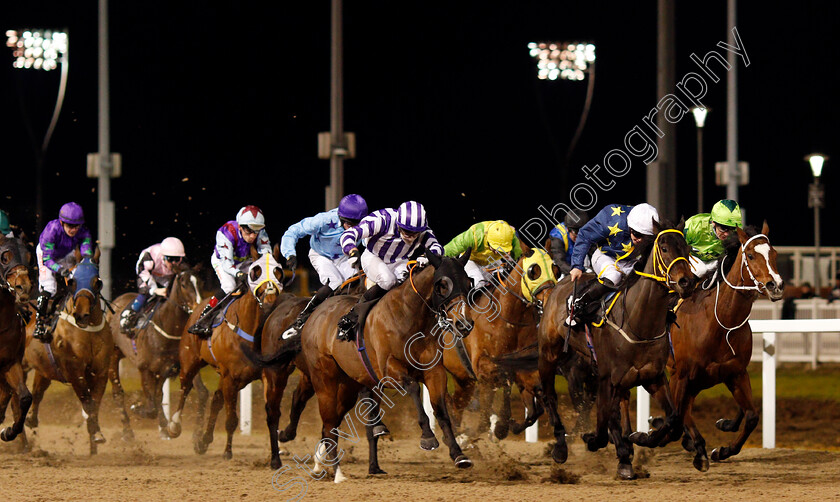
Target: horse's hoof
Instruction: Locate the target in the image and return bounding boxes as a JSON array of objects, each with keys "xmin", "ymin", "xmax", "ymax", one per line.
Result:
[
  {"xmin": 617, "ymin": 463, "xmax": 636, "ymax": 480},
  {"xmin": 121, "ymin": 430, "xmax": 135, "ymax": 442},
  {"xmin": 24, "ymin": 416, "xmax": 38, "ymax": 429},
  {"xmin": 420, "ymin": 436, "xmax": 439, "ymax": 451},
  {"xmin": 368, "ymin": 467, "xmax": 387, "ymax": 475},
  {"xmin": 694, "ymin": 453, "xmax": 710, "ymax": 472},
  {"xmin": 454, "ymin": 455, "xmax": 472, "ymax": 469},
  {"xmin": 194, "ymin": 441, "xmax": 208, "ymax": 455},
  {"xmin": 582, "ymin": 433, "xmax": 600, "ymax": 452},
  {"xmin": 681, "ymin": 434, "xmax": 696, "ymax": 452},
  {"xmin": 277, "ymin": 429, "xmax": 295, "ymax": 443},
  {"xmin": 168, "ymin": 422, "xmax": 182, "ymax": 438},
  {"xmin": 648, "ymin": 416, "xmax": 665, "ymax": 429},
  {"xmin": 223, "ymin": 450, "xmax": 232, "ymax": 460},
  {"xmin": 158, "ymin": 428, "xmax": 171, "ymax": 441},
  {"xmin": 372, "ymin": 425, "xmax": 390, "ymax": 437},
  {"xmin": 552, "ymin": 440, "xmax": 568, "ymax": 463},
  {"xmin": 1, "ymin": 427, "xmax": 15, "ymax": 442},
  {"xmin": 710, "ymin": 447, "xmax": 729, "ymax": 462},
  {"xmin": 92, "ymin": 431, "xmax": 106, "ymax": 444},
  {"xmin": 271, "ymin": 457, "xmax": 283, "ymax": 470},
  {"xmin": 494, "ymin": 424, "xmax": 510, "ymax": 441},
  {"xmin": 628, "ymin": 431, "xmax": 649, "ymax": 446},
  {"xmin": 715, "ymin": 418, "xmax": 737, "ymax": 432}
]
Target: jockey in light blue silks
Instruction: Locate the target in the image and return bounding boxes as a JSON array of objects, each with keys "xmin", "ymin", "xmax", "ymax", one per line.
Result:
[
  {"xmin": 280, "ymin": 194, "xmax": 369, "ymax": 338},
  {"xmin": 335, "ymin": 200, "xmax": 444, "ymax": 340},
  {"xmin": 34, "ymin": 202, "xmax": 95, "ymax": 342},
  {"xmin": 188, "ymin": 205, "xmax": 271, "ymax": 336}
]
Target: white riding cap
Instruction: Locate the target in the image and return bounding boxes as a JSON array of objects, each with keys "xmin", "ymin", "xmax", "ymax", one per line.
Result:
[{"xmin": 627, "ymin": 203, "xmax": 659, "ymax": 236}]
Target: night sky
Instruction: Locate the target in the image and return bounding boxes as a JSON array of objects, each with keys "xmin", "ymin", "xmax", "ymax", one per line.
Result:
[{"xmin": 3, "ymin": 2, "xmax": 839, "ymax": 292}]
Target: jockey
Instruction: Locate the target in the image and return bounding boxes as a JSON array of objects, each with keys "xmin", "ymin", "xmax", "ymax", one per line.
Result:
[
  {"xmin": 280, "ymin": 194, "xmax": 369, "ymax": 338},
  {"xmin": 0, "ymin": 209, "xmax": 12, "ymax": 237},
  {"xmin": 548, "ymin": 209, "xmax": 590, "ymax": 277},
  {"xmin": 33, "ymin": 202, "xmax": 95, "ymax": 342},
  {"xmin": 188, "ymin": 205, "xmax": 271, "ymax": 336},
  {"xmin": 336, "ymin": 200, "xmax": 444, "ymax": 340},
  {"xmin": 566, "ymin": 203, "xmax": 659, "ymax": 326},
  {"xmin": 119, "ymin": 237, "xmax": 187, "ymax": 336},
  {"xmin": 685, "ymin": 199, "xmax": 743, "ymax": 278},
  {"xmin": 444, "ymin": 220, "xmax": 522, "ymax": 289}
]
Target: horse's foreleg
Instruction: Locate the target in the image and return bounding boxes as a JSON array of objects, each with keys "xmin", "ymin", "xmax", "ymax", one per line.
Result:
[
  {"xmin": 582, "ymin": 376, "xmax": 611, "ymax": 453},
  {"xmin": 405, "ymin": 379, "xmax": 438, "ymax": 451},
  {"xmin": 629, "ymin": 374, "xmax": 681, "ymax": 448},
  {"xmin": 493, "ymin": 384, "xmax": 512, "ymax": 441},
  {"xmin": 607, "ymin": 390, "xmax": 635, "ymax": 480},
  {"xmin": 0, "ymin": 366, "xmax": 32, "ymax": 445},
  {"xmin": 24, "ymin": 372, "xmax": 50, "ymax": 430},
  {"xmin": 153, "ymin": 374, "xmax": 172, "ymax": 439},
  {"xmin": 107, "ymin": 352, "xmax": 134, "ymax": 441},
  {"xmin": 448, "ymin": 376, "xmax": 475, "ymax": 433},
  {"xmin": 279, "ymin": 370, "xmax": 314, "ymax": 443},
  {"xmin": 220, "ymin": 377, "xmax": 240, "ymax": 460},
  {"xmin": 131, "ymin": 369, "xmax": 158, "ymax": 419},
  {"xmin": 197, "ymin": 387, "xmax": 224, "ymax": 455},
  {"xmin": 86, "ymin": 369, "xmax": 109, "ymax": 454},
  {"xmin": 359, "ymin": 388, "xmax": 387, "ymax": 475},
  {"xmin": 424, "ymin": 367, "xmax": 471, "ymax": 468},
  {"xmin": 510, "ymin": 370, "xmax": 543, "ymax": 435},
  {"xmin": 538, "ymin": 353, "xmax": 568, "ymax": 463},
  {"xmin": 167, "ymin": 356, "xmax": 204, "ymax": 439},
  {"xmin": 264, "ymin": 369, "xmax": 288, "ymax": 469},
  {"xmin": 191, "ymin": 372, "xmax": 210, "ymax": 441},
  {"xmin": 712, "ymin": 371, "xmax": 758, "ymax": 462},
  {"xmin": 680, "ymin": 394, "xmax": 710, "ymax": 471}
]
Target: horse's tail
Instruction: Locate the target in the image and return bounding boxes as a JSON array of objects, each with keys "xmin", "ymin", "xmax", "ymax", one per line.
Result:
[
  {"xmin": 240, "ymin": 337, "xmax": 301, "ymax": 368},
  {"xmin": 492, "ymin": 343, "xmax": 539, "ymax": 372}
]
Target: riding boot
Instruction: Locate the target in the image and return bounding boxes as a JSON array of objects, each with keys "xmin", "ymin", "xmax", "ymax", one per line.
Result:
[
  {"xmin": 337, "ymin": 285, "xmax": 387, "ymax": 341},
  {"xmin": 565, "ymin": 280, "xmax": 612, "ymax": 327},
  {"xmin": 120, "ymin": 294, "xmax": 146, "ymax": 337},
  {"xmin": 282, "ymin": 284, "xmax": 334, "ymax": 339},
  {"xmin": 33, "ymin": 291, "xmax": 53, "ymax": 343},
  {"xmin": 188, "ymin": 293, "xmax": 236, "ymax": 337}
]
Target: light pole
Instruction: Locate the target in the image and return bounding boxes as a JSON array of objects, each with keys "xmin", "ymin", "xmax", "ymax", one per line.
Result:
[
  {"xmin": 807, "ymin": 154, "xmax": 827, "ymax": 296},
  {"xmin": 691, "ymin": 107, "xmax": 709, "ymax": 214},
  {"xmin": 5, "ymin": 29, "xmax": 69, "ymax": 234}
]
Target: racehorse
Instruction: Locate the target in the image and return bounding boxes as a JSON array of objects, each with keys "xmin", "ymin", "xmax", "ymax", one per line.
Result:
[
  {"xmin": 537, "ymin": 219, "xmax": 696, "ymax": 479},
  {"xmin": 24, "ymin": 253, "xmax": 114, "ymax": 454},
  {"xmin": 442, "ymin": 251, "xmax": 556, "ymax": 440},
  {"xmin": 649, "ymin": 222, "xmax": 784, "ymax": 471},
  {"xmin": 0, "ymin": 235, "xmax": 34, "ymax": 444},
  {"xmin": 167, "ymin": 247, "xmax": 284, "ymax": 460},
  {"xmin": 106, "ymin": 265, "xmax": 208, "ymax": 440},
  {"xmin": 281, "ymin": 251, "xmax": 474, "ymax": 481}
]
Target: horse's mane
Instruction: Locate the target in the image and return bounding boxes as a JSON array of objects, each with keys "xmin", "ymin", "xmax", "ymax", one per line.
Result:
[{"xmin": 691, "ymin": 224, "xmax": 761, "ymax": 300}]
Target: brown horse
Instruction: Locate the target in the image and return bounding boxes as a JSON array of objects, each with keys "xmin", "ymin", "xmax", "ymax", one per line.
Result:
[
  {"xmin": 649, "ymin": 223, "xmax": 784, "ymax": 471},
  {"xmin": 106, "ymin": 265, "xmax": 208, "ymax": 440},
  {"xmin": 259, "ymin": 251, "xmax": 474, "ymax": 481},
  {"xmin": 537, "ymin": 219, "xmax": 696, "ymax": 479},
  {"xmin": 167, "ymin": 248, "xmax": 284, "ymax": 459},
  {"xmin": 23, "ymin": 254, "xmax": 114, "ymax": 454},
  {"xmin": 443, "ymin": 251, "xmax": 557, "ymax": 440},
  {"xmin": 0, "ymin": 236, "xmax": 34, "ymax": 444}
]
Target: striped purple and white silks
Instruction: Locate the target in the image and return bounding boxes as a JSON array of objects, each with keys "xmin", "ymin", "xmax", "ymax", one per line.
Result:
[
  {"xmin": 396, "ymin": 200, "xmax": 427, "ymax": 232},
  {"xmin": 340, "ymin": 208, "xmax": 443, "ymax": 264}
]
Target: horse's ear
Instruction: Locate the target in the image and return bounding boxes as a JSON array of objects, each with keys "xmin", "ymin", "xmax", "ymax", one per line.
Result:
[
  {"xmin": 273, "ymin": 243, "xmax": 282, "ymax": 263},
  {"xmin": 93, "ymin": 246, "xmax": 101, "ymax": 264},
  {"xmin": 676, "ymin": 216, "xmax": 685, "ymax": 233},
  {"xmin": 761, "ymin": 220, "xmax": 770, "ymax": 236},
  {"xmin": 736, "ymin": 226, "xmax": 748, "ymax": 244},
  {"xmin": 457, "ymin": 247, "xmax": 471, "ymax": 267},
  {"xmin": 426, "ymin": 249, "xmax": 442, "ymax": 269},
  {"xmin": 652, "ymin": 217, "xmax": 662, "ymax": 234},
  {"xmin": 74, "ymin": 247, "xmax": 82, "ymax": 264}
]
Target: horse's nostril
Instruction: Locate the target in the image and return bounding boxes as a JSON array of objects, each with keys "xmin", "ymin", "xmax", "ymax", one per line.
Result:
[{"xmin": 766, "ymin": 281, "xmax": 776, "ymax": 291}]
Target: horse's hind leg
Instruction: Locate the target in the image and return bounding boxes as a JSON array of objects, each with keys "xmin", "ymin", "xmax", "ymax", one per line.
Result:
[
  {"xmin": 279, "ymin": 369, "xmax": 314, "ymax": 443},
  {"xmin": 712, "ymin": 371, "xmax": 758, "ymax": 462},
  {"xmin": 538, "ymin": 354, "xmax": 568, "ymax": 463},
  {"xmin": 131, "ymin": 369, "xmax": 158, "ymax": 419},
  {"xmin": 108, "ymin": 352, "xmax": 134, "ymax": 441},
  {"xmin": 405, "ymin": 379, "xmax": 438, "ymax": 451},
  {"xmin": 1, "ymin": 364, "xmax": 32, "ymax": 443},
  {"xmin": 220, "ymin": 376, "xmax": 241, "ymax": 460},
  {"xmin": 24, "ymin": 372, "xmax": 50, "ymax": 429},
  {"xmin": 448, "ymin": 376, "xmax": 475, "ymax": 433},
  {"xmin": 682, "ymin": 395, "xmax": 710, "ymax": 471}
]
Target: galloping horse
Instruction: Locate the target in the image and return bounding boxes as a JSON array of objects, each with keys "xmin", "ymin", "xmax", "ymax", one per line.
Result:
[
  {"xmin": 167, "ymin": 247, "xmax": 284, "ymax": 459},
  {"xmin": 0, "ymin": 236, "xmax": 34, "ymax": 444},
  {"xmin": 443, "ymin": 250, "xmax": 556, "ymax": 440},
  {"xmin": 287, "ymin": 251, "xmax": 474, "ymax": 481},
  {"xmin": 650, "ymin": 223, "xmax": 784, "ymax": 471},
  {"xmin": 106, "ymin": 265, "xmax": 208, "ymax": 440},
  {"xmin": 538, "ymin": 219, "xmax": 696, "ymax": 479},
  {"xmin": 24, "ymin": 254, "xmax": 114, "ymax": 454}
]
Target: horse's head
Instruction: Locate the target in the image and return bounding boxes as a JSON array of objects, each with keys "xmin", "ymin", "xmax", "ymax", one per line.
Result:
[
  {"xmin": 245, "ymin": 247, "xmax": 284, "ymax": 308},
  {"xmin": 734, "ymin": 221, "xmax": 784, "ymax": 301},
  {"xmin": 169, "ymin": 264, "xmax": 205, "ymax": 315},
  {"xmin": 426, "ymin": 248, "xmax": 474, "ymax": 334},
  {"xmin": 0, "ymin": 235, "xmax": 33, "ymax": 303},
  {"xmin": 67, "ymin": 258, "xmax": 103, "ymax": 328},
  {"xmin": 645, "ymin": 217, "xmax": 696, "ymax": 298}
]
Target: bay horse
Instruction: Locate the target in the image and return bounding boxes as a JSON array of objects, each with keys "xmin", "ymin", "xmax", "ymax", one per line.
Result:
[
  {"xmin": 537, "ymin": 219, "xmax": 696, "ymax": 479},
  {"xmin": 106, "ymin": 265, "xmax": 208, "ymax": 440},
  {"xmin": 0, "ymin": 235, "xmax": 34, "ymax": 444},
  {"xmin": 23, "ymin": 253, "xmax": 114, "ymax": 454},
  {"xmin": 443, "ymin": 250, "xmax": 557, "ymax": 440},
  {"xmin": 649, "ymin": 222, "xmax": 784, "ymax": 471},
  {"xmin": 167, "ymin": 247, "xmax": 284, "ymax": 460},
  {"xmin": 258, "ymin": 251, "xmax": 474, "ymax": 481}
]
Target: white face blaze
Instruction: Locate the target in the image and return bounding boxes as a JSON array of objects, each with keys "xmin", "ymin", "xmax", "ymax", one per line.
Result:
[
  {"xmin": 753, "ymin": 243, "xmax": 783, "ymax": 286},
  {"xmin": 190, "ymin": 275, "xmax": 202, "ymax": 304}
]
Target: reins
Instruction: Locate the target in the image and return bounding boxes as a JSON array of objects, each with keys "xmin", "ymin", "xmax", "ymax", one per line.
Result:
[{"xmin": 634, "ymin": 229, "xmax": 692, "ymax": 291}]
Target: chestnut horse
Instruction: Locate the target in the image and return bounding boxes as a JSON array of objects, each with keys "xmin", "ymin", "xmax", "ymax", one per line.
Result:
[
  {"xmin": 167, "ymin": 248, "xmax": 284, "ymax": 459},
  {"xmin": 106, "ymin": 265, "xmax": 208, "ymax": 440},
  {"xmin": 537, "ymin": 220, "xmax": 696, "ymax": 479},
  {"xmin": 24, "ymin": 255, "xmax": 114, "ymax": 454},
  {"xmin": 649, "ymin": 223, "xmax": 784, "ymax": 471},
  {"xmin": 0, "ymin": 236, "xmax": 34, "ymax": 444}
]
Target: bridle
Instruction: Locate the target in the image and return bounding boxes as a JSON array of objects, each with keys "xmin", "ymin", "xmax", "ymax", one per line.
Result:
[
  {"xmin": 408, "ymin": 261, "xmax": 473, "ymax": 335},
  {"xmin": 635, "ymin": 228, "xmax": 692, "ymax": 291}
]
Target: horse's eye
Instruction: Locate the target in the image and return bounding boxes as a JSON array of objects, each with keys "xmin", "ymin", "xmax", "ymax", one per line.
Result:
[
  {"xmin": 747, "ymin": 254, "xmax": 754, "ymax": 260},
  {"xmin": 250, "ymin": 266, "xmax": 261, "ymax": 281},
  {"xmin": 661, "ymin": 246, "xmax": 668, "ymax": 253}
]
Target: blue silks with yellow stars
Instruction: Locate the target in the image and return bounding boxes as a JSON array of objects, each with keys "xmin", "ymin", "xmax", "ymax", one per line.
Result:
[{"xmin": 570, "ymin": 204, "xmax": 635, "ymax": 271}]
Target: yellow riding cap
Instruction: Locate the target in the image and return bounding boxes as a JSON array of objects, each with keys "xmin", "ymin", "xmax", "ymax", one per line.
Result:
[{"xmin": 486, "ymin": 220, "xmax": 515, "ymax": 253}]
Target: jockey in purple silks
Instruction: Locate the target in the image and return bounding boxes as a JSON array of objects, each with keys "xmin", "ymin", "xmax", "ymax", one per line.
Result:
[
  {"xmin": 280, "ymin": 194, "xmax": 369, "ymax": 339},
  {"xmin": 33, "ymin": 202, "xmax": 95, "ymax": 342},
  {"xmin": 335, "ymin": 200, "xmax": 444, "ymax": 341},
  {"xmin": 119, "ymin": 237, "xmax": 188, "ymax": 336},
  {"xmin": 188, "ymin": 205, "xmax": 271, "ymax": 336}
]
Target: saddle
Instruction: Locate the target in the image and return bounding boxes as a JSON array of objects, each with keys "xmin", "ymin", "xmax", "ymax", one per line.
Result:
[{"xmin": 136, "ymin": 296, "xmax": 164, "ymax": 331}]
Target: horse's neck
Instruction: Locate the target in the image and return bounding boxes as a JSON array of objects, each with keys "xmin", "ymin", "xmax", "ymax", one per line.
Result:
[
  {"xmin": 391, "ymin": 268, "xmax": 435, "ymax": 334},
  {"xmin": 714, "ymin": 248, "xmax": 758, "ymax": 324},
  {"xmin": 157, "ymin": 292, "xmax": 189, "ymax": 329},
  {"xmin": 622, "ymin": 256, "xmax": 671, "ymax": 335},
  {"xmin": 231, "ymin": 291, "xmax": 261, "ymax": 329},
  {"xmin": 498, "ymin": 272, "xmax": 529, "ymax": 318}
]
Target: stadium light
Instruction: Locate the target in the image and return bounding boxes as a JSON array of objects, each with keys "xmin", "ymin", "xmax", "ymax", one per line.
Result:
[{"xmin": 527, "ymin": 41, "xmax": 595, "ymax": 81}]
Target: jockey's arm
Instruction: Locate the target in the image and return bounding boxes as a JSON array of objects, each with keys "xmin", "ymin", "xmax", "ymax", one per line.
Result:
[
  {"xmin": 419, "ymin": 230, "xmax": 444, "ymax": 256},
  {"xmin": 214, "ymin": 230, "xmax": 240, "ymax": 277},
  {"xmin": 569, "ymin": 217, "xmax": 605, "ymax": 273},
  {"xmin": 443, "ymin": 226, "xmax": 476, "ymax": 258}
]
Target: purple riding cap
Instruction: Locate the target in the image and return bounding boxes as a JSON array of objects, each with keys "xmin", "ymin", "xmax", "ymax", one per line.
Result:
[{"xmin": 59, "ymin": 202, "xmax": 85, "ymax": 225}]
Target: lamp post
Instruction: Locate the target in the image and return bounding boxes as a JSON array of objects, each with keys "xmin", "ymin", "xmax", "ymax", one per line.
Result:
[
  {"xmin": 691, "ymin": 107, "xmax": 709, "ymax": 213},
  {"xmin": 807, "ymin": 154, "xmax": 827, "ymax": 296},
  {"xmin": 5, "ymin": 29, "xmax": 69, "ymax": 233}
]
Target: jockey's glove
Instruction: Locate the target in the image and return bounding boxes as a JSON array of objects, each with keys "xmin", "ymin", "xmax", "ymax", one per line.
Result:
[
  {"xmin": 59, "ymin": 267, "xmax": 72, "ymax": 278},
  {"xmin": 153, "ymin": 287, "xmax": 167, "ymax": 297},
  {"xmin": 286, "ymin": 255, "xmax": 297, "ymax": 271},
  {"xmin": 348, "ymin": 248, "xmax": 361, "ymax": 269}
]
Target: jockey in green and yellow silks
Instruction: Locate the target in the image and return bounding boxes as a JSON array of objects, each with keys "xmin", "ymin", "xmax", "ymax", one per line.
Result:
[
  {"xmin": 444, "ymin": 220, "xmax": 522, "ymax": 289},
  {"xmin": 685, "ymin": 199, "xmax": 743, "ymax": 278}
]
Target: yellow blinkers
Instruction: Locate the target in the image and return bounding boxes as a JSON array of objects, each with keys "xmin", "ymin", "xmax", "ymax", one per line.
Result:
[{"xmin": 521, "ymin": 249, "xmax": 557, "ymax": 302}]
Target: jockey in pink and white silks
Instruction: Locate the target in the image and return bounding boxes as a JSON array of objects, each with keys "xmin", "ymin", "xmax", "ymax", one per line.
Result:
[
  {"xmin": 280, "ymin": 194, "xmax": 369, "ymax": 339},
  {"xmin": 335, "ymin": 200, "xmax": 444, "ymax": 340},
  {"xmin": 119, "ymin": 237, "xmax": 187, "ymax": 336},
  {"xmin": 188, "ymin": 205, "xmax": 271, "ymax": 336}
]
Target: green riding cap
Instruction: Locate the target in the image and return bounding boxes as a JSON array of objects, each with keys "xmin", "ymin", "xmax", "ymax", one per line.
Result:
[
  {"xmin": 0, "ymin": 210, "xmax": 10, "ymax": 235},
  {"xmin": 710, "ymin": 199, "xmax": 743, "ymax": 228}
]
